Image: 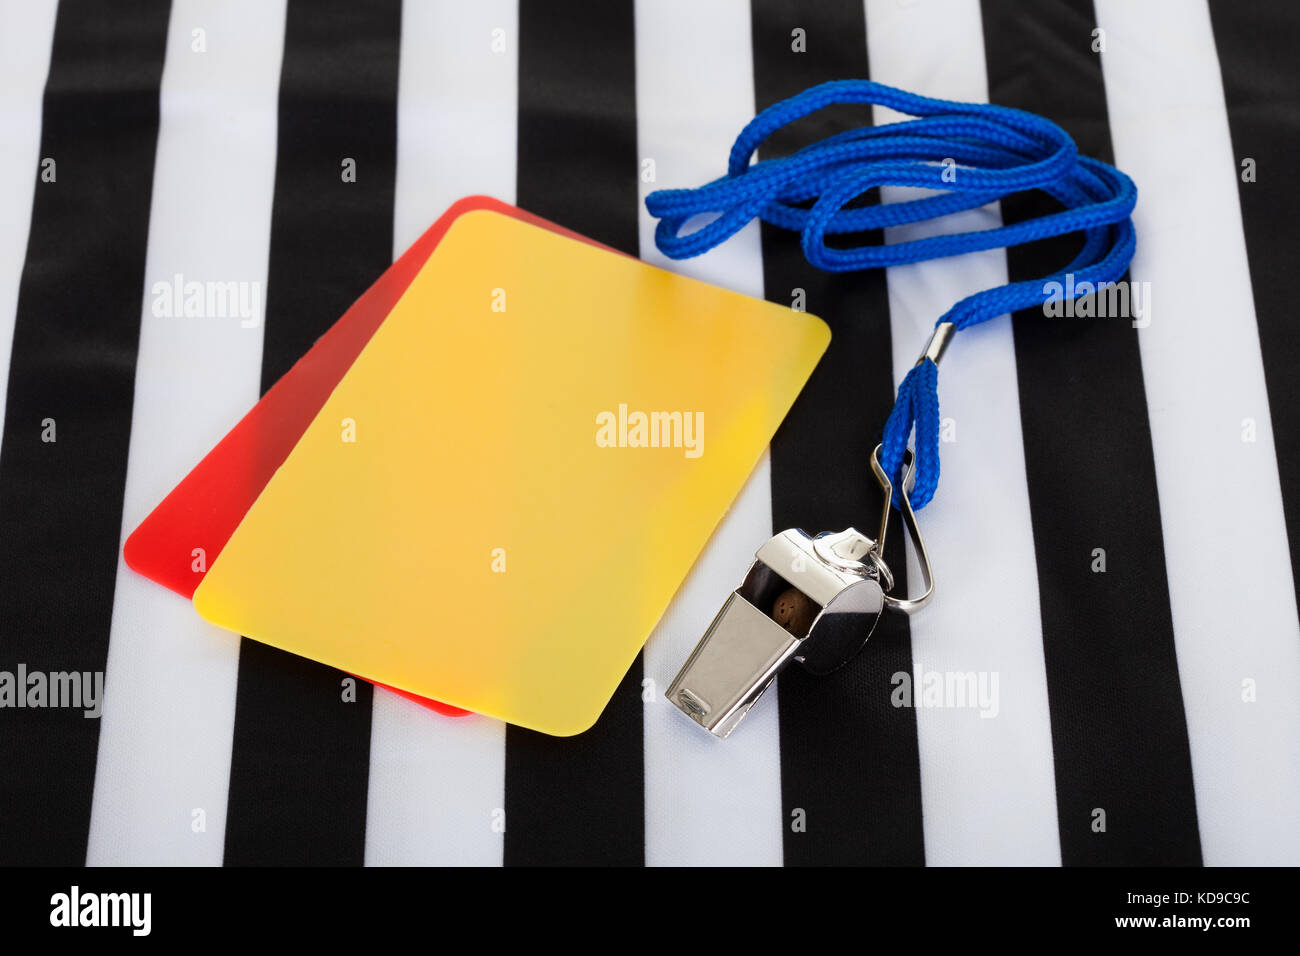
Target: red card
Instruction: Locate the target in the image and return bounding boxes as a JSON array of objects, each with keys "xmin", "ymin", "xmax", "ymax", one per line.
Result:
[{"xmin": 125, "ymin": 196, "xmax": 608, "ymax": 717}]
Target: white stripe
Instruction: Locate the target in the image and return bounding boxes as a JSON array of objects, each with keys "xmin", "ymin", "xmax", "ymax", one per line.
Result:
[
  {"xmin": 87, "ymin": 0, "xmax": 286, "ymax": 865},
  {"xmin": 361, "ymin": 0, "xmax": 518, "ymax": 867},
  {"xmin": 864, "ymin": 0, "xmax": 1061, "ymax": 865},
  {"xmin": 636, "ymin": 0, "xmax": 784, "ymax": 867},
  {"xmin": 0, "ymin": 1, "xmax": 58, "ymax": 443},
  {"xmin": 1096, "ymin": 0, "xmax": 1300, "ymax": 865}
]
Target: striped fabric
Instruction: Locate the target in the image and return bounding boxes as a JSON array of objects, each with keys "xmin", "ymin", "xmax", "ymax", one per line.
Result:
[{"xmin": 0, "ymin": 0, "xmax": 1296, "ymax": 866}]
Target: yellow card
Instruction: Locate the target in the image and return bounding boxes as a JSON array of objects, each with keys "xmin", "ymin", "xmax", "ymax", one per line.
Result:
[{"xmin": 194, "ymin": 209, "xmax": 829, "ymax": 735}]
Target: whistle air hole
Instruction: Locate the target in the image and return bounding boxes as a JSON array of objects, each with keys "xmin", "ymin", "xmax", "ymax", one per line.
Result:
[{"xmin": 772, "ymin": 586, "xmax": 818, "ymax": 638}]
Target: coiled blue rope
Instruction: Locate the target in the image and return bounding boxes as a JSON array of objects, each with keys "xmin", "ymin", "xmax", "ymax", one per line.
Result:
[{"xmin": 645, "ymin": 80, "xmax": 1136, "ymax": 510}]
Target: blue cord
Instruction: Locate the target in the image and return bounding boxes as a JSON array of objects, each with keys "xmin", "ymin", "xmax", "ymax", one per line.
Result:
[{"xmin": 645, "ymin": 80, "xmax": 1137, "ymax": 510}]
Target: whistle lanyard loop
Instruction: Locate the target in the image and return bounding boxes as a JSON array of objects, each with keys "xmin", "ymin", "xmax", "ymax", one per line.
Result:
[{"xmin": 645, "ymin": 79, "xmax": 1137, "ymax": 510}]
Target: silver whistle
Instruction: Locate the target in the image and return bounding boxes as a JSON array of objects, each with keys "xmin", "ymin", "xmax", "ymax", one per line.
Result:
[{"xmin": 666, "ymin": 445, "xmax": 934, "ymax": 739}]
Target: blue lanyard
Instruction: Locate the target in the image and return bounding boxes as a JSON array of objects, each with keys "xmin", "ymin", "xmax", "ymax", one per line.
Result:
[{"xmin": 645, "ymin": 80, "xmax": 1137, "ymax": 511}]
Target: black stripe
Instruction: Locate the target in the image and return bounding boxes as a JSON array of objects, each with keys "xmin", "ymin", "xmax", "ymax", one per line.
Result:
[
  {"xmin": 750, "ymin": 0, "xmax": 925, "ymax": 866},
  {"xmin": 222, "ymin": 0, "xmax": 401, "ymax": 866},
  {"xmin": 503, "ymin": 0, "xmax": 644, "ymax": 867},
  {"xmin": 1208, "ymin": 0, "xmax": 1300, "ymax": 615},
  {"xmin": 980, "ymin": 0, "xmax": 1201, "ymax": 864},
  {"xmin": 0, "ymin": 0, "xmax": 171, "ymax": 866}
]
